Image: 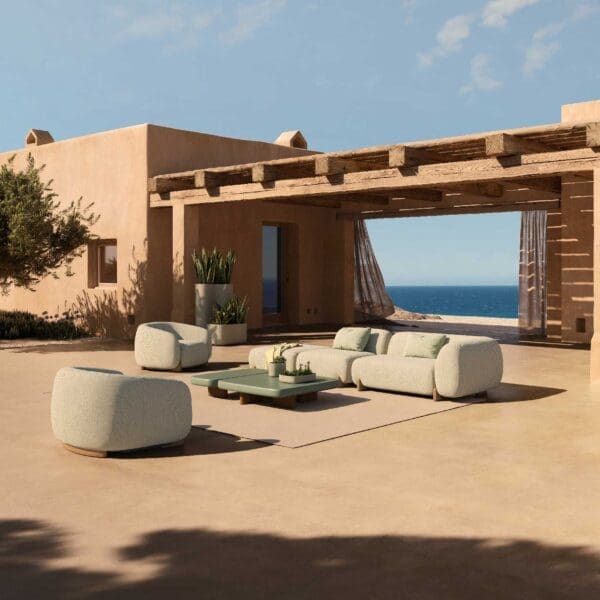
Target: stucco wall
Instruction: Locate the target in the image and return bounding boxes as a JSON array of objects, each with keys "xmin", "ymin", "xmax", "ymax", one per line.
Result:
[{"xmin": 0, "ymin": 125, "xmax": 150, "ymax": 337}]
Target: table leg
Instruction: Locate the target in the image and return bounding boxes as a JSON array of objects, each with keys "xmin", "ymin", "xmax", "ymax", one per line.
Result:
[
  {"xmin": 240, "ymin": 393, "xmax": 259, "ymax": 405},
  {"xmin": 274, "ymin": 396, "xmax": 297, "ymax": 409},
  {"xmin": 208, "ymin": 386, "xmax": 229, "ymax": 399},
  {"xmin": 297, "ymin": 391, "xmax": 318, "ymax": 403}
]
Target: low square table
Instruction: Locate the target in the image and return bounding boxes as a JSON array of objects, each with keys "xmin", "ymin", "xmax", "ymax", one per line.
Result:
[{"xmin": 192, "ymin": 369, "xmax": 339, "ymax": 409}]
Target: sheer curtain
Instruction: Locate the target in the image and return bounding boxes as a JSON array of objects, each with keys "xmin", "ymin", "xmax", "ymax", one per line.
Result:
[
  {"xmin": 354, "ymin": 220, "xmax": 395, "ymax": 322},
  {"xmin": 518, "ymin": 211, "xmax": 547, "ymax": 337}
]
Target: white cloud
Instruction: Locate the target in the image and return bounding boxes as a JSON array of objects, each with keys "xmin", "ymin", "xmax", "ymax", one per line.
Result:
[
  {"xmin": 460, "ymin": 54, "xmax": 503, "ymax": 95},
  {"xmin": 523, "ymin": 23, "xmax": 563, "ymax": 76},
  {"xmin": 219, "ymin": 0, "xmax": 286, "ymax": 44},
  {"xmin": 418, "ymin": 14, "xmax": 473, "ymax": 67},
  {"xmin": 482, "ymin": 0, "xmax": 539, "ymax": 28},
  {"xmin": 118, "ymin": 5, "xmax": 220, "ymax": 39},
  {"xmin": 572, "ymin": 2, "xmax": 600, "ymax": 21}
]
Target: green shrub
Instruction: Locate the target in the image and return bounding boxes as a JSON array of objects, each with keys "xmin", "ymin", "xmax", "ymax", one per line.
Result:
[
  {"xmin": 211, "ymin": 295, "xmax": 249, "ymax": 324},
  {"xmin": 192, "ymin": 248, "xmax": 236, "ymax": 284},
  {"xmin": 0, "ymin": 310, "xmax": 88, "ymax": 340}
]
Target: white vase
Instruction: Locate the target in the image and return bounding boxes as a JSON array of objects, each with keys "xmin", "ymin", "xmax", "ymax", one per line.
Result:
[
  {"xmin": 267, "ymin": 362, "xmax": 286, "ymax": 377},
  {"xmin": 195, "ymin": 283, "xmax": 233, "ymax": 327},
  {"xmin": 208, "ymin": 323, "xmax": 247, "ymax": 346}
]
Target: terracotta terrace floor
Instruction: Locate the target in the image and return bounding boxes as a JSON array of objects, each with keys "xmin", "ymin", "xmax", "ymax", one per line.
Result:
[{"xmin": 1, "ymin": 332, "xmax": 600, "ymax": 599}]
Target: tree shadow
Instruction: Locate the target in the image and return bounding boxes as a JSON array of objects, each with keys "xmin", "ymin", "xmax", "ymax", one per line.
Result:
[{"xmin": 2, "ymin": 519, "xmax": 599, "ymax": 599}]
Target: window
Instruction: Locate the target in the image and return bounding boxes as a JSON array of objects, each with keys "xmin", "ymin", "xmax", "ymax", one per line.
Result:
[{"xmin": 88, "ymin": 240, "xmax": 117, "ymax": 287}]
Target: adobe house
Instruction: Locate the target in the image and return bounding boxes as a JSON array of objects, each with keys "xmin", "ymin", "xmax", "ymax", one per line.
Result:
[{"xmin": 1, "ymin": 100, "xmax": 600, "ymax": 377}]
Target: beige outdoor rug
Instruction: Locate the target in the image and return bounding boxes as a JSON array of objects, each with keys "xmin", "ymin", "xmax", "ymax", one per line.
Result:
[{"xmin": 190, "ymin": 386, "xmax": 479, "ymax": 448}]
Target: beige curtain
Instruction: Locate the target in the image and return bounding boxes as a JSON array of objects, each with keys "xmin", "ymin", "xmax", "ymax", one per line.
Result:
[
  {"xmin": 518, "ymin": 211, "xmax": 547, "ymax": 337},
  {"xmin": 354, "ymin": 220, "xmax": 395, "ymax": 322}
]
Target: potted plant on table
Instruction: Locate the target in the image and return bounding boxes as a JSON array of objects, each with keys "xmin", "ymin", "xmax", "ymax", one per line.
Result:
[
  {"xmin": 209, "ymin": 295, "xmax": 249, "ymax": 346},
  {"xmin": 192, "ymin": 248, "xmax": 235, "ymax": 327},
  {"xmin": 265, "ymin": 343, "xmax": 299, "ymax": 377},
  {"xmin": 279, "ymin": 362, "xmax": 316, "ymax": 384}
]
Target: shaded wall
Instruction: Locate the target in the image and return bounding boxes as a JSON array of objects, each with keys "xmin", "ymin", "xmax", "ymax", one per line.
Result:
[{"xmin": 546, "ymin": 176, "xmax": 594, "ymax": 344}]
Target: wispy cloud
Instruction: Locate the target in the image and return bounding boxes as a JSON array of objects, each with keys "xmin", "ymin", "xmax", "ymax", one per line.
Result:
[
  {"xmin": 481, "ymin": 0, "xmax": 539, "ymax": 28},
  {"xmin": 572, "ymin": 1, "xmax": 600, "ymax": 21},
  {"xmin": 418, "ymin": 14, "xmax": 474, "ymax": 67},
  {"xmin": 460, "ymin": 54, "xmax": 503, "ymax": 95},
  {"xmin": 522, "ymin": 23, "xmax": 563, "ymax": 76},
  {"xmin": 117, "ymin": 4, "xmax": 220, "ymax": 39},
  {"xmin": 219, "ymin": 0, "xmax": 286, "ymax": 44}
]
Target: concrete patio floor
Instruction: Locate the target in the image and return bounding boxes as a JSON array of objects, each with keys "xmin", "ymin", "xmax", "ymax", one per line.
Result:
[{"xmin": 1, "ymin": 334, "xmax": 600, "ymax": 598}]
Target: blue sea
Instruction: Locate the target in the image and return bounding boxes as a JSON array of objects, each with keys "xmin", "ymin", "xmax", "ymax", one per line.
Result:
[{"xmin": 386, "ymin": 285, "xmax": 518, "ymax": 318}]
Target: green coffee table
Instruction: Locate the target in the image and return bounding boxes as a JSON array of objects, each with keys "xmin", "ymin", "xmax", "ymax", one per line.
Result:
[
  {"xmin": 218, "ymin": 372, "xmax": 339, "ymax": 410},
  {"xmin": 191, "ymin": 368, "xmax": 266, "ymax": 399}
]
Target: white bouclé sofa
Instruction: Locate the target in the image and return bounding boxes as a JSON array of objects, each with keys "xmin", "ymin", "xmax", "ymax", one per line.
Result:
[
  {"xmin": 351, "ymin": 332, "xmax": 503, "ymax": 400},
  {"xmin": 248, "ymin": 328, "xmax": 503, "ymax": 399}
]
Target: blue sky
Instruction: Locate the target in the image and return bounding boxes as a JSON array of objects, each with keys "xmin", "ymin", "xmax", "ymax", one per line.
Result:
[{"xmin": 2, "ymin": 0, "xmax": 599, "ymax": 285}]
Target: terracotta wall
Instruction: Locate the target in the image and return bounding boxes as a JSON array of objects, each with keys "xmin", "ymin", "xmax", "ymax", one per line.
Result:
[
  {"xmin": 0, "ymin": 125, "xmax": 150, "ymax": 337},
  {"xmin": 171, "ymin": 200, "xmax": 353, "ymax": 329}
]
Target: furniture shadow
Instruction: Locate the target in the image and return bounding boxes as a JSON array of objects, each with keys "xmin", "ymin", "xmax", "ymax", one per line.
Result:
[
  {"xmin": 182, "ymin": 361, "xmax": 247, "ymax": 373},
  {"xmin": 110, "ymin": 427, "xmax": 270, "ymax": 459},
  {"xmin": 487, "ymin": 382, "xmax": 566, "ymax": 403},
  {"xmin": 294, "ymin": 391, "xmax": 370, "ymax": 412}
]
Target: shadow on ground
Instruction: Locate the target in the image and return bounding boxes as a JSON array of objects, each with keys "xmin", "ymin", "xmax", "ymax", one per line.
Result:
[
  {"xmin": 1, "ymin": 519, "xmax": 599, "ymax": 599},
  {"xmin": 8, "ymin": 339, "xmax": 133, "ymax": 354},
  {"xmin": 488, "ymin": 382, "xmax": 566, "ymax": 402},
  {"xmin": 113, "ymin": 427, "xmax": 270, "ymax": 459}
]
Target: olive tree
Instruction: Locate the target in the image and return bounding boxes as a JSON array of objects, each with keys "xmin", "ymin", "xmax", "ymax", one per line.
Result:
[{"xmin": 0, "ymin": 155, "xmax": 97, "ymax": 292}]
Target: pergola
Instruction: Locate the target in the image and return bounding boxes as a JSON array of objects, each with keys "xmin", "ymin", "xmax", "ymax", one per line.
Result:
[{"xmin": 148, "ymin": 118, "xmax": 600, "ymax": 378}]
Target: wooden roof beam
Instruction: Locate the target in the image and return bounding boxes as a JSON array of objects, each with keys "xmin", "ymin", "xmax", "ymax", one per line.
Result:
[
  {"xmin": 389, "ymin": 145, "xmax": 449, "ymax": 167},
  {"xmin": 148, "ymin": 176, "xmax": 194, "ymax": 193},
  {"xmin": 485, "ymin": 133, "xmax": 550, "ymax": 157},
  {"xmin": 314, "ymin": 155, "xmax": 363, "ymax": 175},
  {"xmin": 194, "ymin": 170, "xmax": 227, "ymax": 189},
  {"xmin": 337, "ymin": 199, "xmax": 561, "ymax": 221},
  {"xmin": 510, "ymin": 177, "xmax": 561, "ymax": 194},
  {"xmin": 252, "ymin": 164, "xmax": 278, "ymax": 183},
  {"xmin": 586, "ymin": 123, "xmax": 600, "ymax": 148},
  {"xmin": 391, "ymin": 188, "xmax": 443, "ymax": 202},
  {"xmin": 443, "ymin": 182, "xmax": 504, "ymax": 198}
]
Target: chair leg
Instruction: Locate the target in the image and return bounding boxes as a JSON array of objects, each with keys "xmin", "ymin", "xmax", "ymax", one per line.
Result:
[
  {"xmin": 432, "ymin": 387, "xmax": 443, "ymax": 402},
  {"xmin": 356, "ymin": 379, "xmax": 365, "ymax": 391}
]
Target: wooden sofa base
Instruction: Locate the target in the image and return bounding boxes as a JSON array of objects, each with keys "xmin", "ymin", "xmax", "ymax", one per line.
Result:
[{"xmin": 63, "ymin": 438, "xmax": 186, "ymax": 459}]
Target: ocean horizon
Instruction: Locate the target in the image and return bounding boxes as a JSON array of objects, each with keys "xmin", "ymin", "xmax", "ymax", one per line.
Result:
[{"xmin": 386, "ymin": 285, "xmax": 518, "ymax": 319}]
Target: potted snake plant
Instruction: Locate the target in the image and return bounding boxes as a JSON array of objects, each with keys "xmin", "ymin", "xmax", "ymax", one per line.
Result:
[
  {"xmin": 192, "ymin": 248, "xmax": 235, "ymax": 327},
  {"xmin": 209, "ymin": 295, "xmax": 248, "ymax": 346}
]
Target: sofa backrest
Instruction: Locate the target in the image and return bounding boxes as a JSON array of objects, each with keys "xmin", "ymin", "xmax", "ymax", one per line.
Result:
[
  {"xmin": 364, "ymin": 328, "xmax": 392, "ymax": 355},
  {"xmin": 387, "ymin": 332, "xmax": 496, "ymax": 357}
]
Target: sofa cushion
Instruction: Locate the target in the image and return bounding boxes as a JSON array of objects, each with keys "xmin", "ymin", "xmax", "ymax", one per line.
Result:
[
  {"xmin": 403, "ymin": 333, "xmax": 448, "ymax": 359},
  {"xmin": 296, "ymin": 348, "xmax": 372, "ymax": 383},
  {"xmin": 351, "ymin": 355, "xmax": 435, "ymax": 396},
  {"xmin": 364, "ymin": 328, "xmax": 392, "ymax": 355},
  {"xmin": 333, "ymin": 327, "xmax": 371, "ymax": 351}
]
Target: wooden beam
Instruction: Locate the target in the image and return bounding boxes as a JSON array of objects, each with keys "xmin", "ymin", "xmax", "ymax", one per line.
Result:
[
  {"xmin": 252, "ymin": 164, "xmax": 277, "ymax": 183},
  {"xmin": 391, "ymin": 189, "xmax": 443, "ymax": 202},
  {"xmin": 194, "ymin": 170, "xmax": 222, "ymax": 189},
  {"xmin": 340, "ymin": 194, "xmax": 389, "ymax": 205},
  {"xmin": 148, "ymin": 174, "xmax": 195, "ymax": 193},
  {"xmin": 389, "ymin": 145, "xmax": 449, "ymax": 167},
  {"xmin": 485, "ymin": 133, "xmax": 550, "ymax": 157},
  {"xmin": 586, "ymin": 123, "xmax": 600, "ymax": 148},
  {"xmin": 164, "ymin": 148, "xmax": 600, "ymax": 205},
  {"xmin": 267, "ymin": 198, "xmax": 342, "ymax": 209},
  {"xmin": 510, "ymin": 177, "xmax": 561, "ymax": 194},
  {"xmin": 337, "ymin": 200, "xmax": 561, "ymax": 221},
  {"xmin": 443, "ymin": 182, "xmax": 504, "ymax": 198},
  {"xmin": 314, "ymin": 155, "xmax": 362, "ymax": 175}
]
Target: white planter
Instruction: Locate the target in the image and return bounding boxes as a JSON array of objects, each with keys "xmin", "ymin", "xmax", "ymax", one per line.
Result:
[
  {"xmin": 209, "ymin": 323, "xmax": 247, "ymax": 346},
  {"xmin": 195, "ymin": 283, "xmax": 233, "ymax": 327},
  {"xmin": 279, "ymin": 373, "xmax": 316, "ymax": 384},
  {"xmin": 267, "ymin": 362, "xmax": 286, "ymax": 377}
]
